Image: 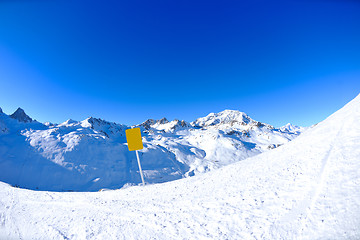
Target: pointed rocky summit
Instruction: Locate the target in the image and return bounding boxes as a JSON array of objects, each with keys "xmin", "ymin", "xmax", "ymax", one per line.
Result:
[
  {"xmin": 10, "ymin": 107, "xmax": 33, "ymax": 123},
  {"xmin": 158, "ymin": 117, "xmax": 169, "ymax": 124}
]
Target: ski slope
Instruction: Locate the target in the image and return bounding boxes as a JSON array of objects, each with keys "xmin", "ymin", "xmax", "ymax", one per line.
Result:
[{"xmin": 0, "ymin": 94, "xmax": 359, "ymax": 239}]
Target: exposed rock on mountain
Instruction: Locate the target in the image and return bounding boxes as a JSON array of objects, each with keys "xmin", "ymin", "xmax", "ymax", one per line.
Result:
[{"xmin": 10, "ymin": 107, "xmax": 33, "ymax": 123}]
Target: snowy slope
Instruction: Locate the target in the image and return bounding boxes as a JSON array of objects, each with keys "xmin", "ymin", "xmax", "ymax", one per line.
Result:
[
  {"xmin": 0, "ymin": 95, "xmax": 359, "ymax": 239},
  {"xmin": 0, "ymin": 108, "xmax": 304, "ymax": 191}
]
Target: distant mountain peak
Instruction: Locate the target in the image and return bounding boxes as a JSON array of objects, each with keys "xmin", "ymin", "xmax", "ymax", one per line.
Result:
[
  {"xmin": 58, "ymin": 119, "xmax": 78, "ymax": 127},
  {"xmin": 140, "ymin": 117, "xmax": 169, "ymax": 130},
  {"xmin": 192, "ymin": 109, "xmax": 253, "ymax": 127},
  {"xmin": 139, "ymin": 117, "xmax": 189, "ymax": 132},
  {"xmin": 10, "ymin": 107, "xmax": 33, "ymax": 123},
  {"xmin": 81, "ymin": 117, "xmax": 112, "ymax": 128},
  {"xmin": 280, "ymin": 123, "xmax": 305, "ymax": 133},
  {"xmin": 171, "ymin": 119, "xmax": 190, "ymax": 129},
  {"xmin": 141, "ymin": 119, "xmax": 156, "ymax": 130},
  {"xmin": 158, "ymin": 117, "xmax": 169, "ymax": 124},
  {"xmin": 0, "ymin": 107, "xmax": 3, "ymax": 114},
  {"xmin": 283, "ymin": 123, "xmax": 295, "ymax": 128}
]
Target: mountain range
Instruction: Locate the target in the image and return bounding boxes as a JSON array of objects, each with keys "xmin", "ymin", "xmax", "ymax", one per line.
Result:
[{"xmin": 0, "ymin": 107, "xmax": 306, "ymax": 191}]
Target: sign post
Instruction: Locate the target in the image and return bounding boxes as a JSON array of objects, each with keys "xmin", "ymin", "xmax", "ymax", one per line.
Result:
[
  {"xmin": 135, "ymin": 150, "xmax": 145, "ymax": 185},
  {"xmin": 125, "ymin": 127, "xmax": 145, "ymax": 185}
]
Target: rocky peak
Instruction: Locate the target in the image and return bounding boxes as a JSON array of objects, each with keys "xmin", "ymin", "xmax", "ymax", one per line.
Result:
[
  {"xmin": 80, "ymin": 117, "xmax": 124, "ymax": 138},
  {"xmin": 140, "ymin": 117, "xmax": 169, "ymax": 130},
  {"xmin": 88, "ymin": 117, "xmax": 106, "ymax": 125},
  {"xmin": 169, "ymin": 119, "xmax": 190, "ymax": 130},
  {"xmin": 10, "ymin": 107, "xmax": 33, "ymax": 123},
  {"xmin": 141, "ymin": 119, "xmax": 156, "ymax": 130},
  {"xmin": 81, "ymin": 117, "xmax": 113, "ymax": 128},
  {"xmin": 173, "ymin": 119, "xmax": 189, "ymax": 128},
  {"xmin": 158, "ymin": 117, "xmax": 169, "ymax": 124}
]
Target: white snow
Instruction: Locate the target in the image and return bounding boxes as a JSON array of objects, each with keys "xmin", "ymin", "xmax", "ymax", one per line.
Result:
[
  {"xmin": 0, "ymin": 95, "xmax": 359, "ymax": 239},
  {"xmin": 0, "ymin": 109, "xmax": 303, "ymax": 191}
]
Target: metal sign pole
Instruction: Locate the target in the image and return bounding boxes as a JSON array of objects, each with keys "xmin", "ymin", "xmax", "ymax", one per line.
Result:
[{"xmin": 135, "ymin": 150, "xmax": 145, "ymax": 185}]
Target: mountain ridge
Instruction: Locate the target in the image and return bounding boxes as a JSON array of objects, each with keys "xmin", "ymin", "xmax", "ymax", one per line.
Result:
[{"xmin": 0, "ymin": 107, "xmax": 306, "ymax": 191}]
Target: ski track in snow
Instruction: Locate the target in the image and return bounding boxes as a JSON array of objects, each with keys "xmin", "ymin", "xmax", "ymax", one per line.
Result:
[{"xmin": 269, "ymin": 139, "xmax": 334, "ymax": 238}]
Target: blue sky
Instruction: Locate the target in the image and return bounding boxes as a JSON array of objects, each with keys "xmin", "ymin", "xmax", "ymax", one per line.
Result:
[{"xmin": 0, "ymin": 0, "xmax": 359, "ymax": 127}]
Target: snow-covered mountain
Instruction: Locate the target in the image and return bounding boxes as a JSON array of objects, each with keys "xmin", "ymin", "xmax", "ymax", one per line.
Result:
[
  {"xmin": 280, "ymin": 122, "xmax": 307, "ymax": 134},
  {"xmin": 192, "ymin": 109, "xmax": 257, "ymax": 128},
  {"xmin": 0, "ymin": 95, "xmax": 359, "ymax": 239},
  {"xmin": 0, "ymin": 108, "xmax": 306, "ymax": 191}
]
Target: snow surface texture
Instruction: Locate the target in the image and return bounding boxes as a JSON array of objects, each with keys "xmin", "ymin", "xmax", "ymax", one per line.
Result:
[
  {"xmin": 0, "ymin": 109, "xmax": 303, "ymax": 191},
  {"xmin": 0, "ymin": 95, "xmax": 359, "ymax": 239}
]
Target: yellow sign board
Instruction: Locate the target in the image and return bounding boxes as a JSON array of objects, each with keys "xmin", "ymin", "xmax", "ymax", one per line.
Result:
[{"xmin": 125, "ymin": 128, "xmax": 143, "ymax": 151}]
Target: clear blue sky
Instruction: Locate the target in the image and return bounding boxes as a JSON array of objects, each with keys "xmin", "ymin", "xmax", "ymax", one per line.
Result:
[{"xmin": 0, "ymin": 0, "xmax": 359, "ymax": 127}]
